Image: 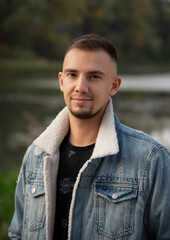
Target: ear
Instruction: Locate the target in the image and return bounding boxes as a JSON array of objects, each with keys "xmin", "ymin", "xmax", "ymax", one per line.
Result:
[
  {"xmin": 58, "ymin": 72, "xmax": 64, "ymax": 92},
  {"xmin": 109, "ymin": 76, "xmax": 121, "ymax": 97}
]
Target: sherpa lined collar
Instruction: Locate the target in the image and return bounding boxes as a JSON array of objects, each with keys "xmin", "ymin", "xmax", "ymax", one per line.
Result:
[{"xmin": 33, "ymin": 99, "xmax": 119, "ymax": 158}]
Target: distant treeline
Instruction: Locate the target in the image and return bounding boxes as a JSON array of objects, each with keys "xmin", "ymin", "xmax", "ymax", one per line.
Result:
[{"xmin": 0, "ymin": 0, "xmax": 170, "ymax": 62}]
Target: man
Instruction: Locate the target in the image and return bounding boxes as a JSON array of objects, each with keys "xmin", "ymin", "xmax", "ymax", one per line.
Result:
[{"xmin": 9, "ymin": 34, "xmax": 170, "ymax": 240}]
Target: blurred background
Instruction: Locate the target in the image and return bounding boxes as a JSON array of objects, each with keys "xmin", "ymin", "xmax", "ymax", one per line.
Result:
[{"xmin": 0, "ymin": 0, "xmax": 170, "ymax": 238}]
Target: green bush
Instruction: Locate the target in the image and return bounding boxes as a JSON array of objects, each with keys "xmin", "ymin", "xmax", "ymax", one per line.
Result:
[{"xmin": 0, "ymin": 172, "xmax": 17, "ymax": 240}]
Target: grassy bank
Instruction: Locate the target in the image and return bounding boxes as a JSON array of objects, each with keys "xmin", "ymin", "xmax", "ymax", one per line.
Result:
[
  {"xmin": 118, "ymin": 61, "xmax": 170, "ymax": 74},
  {"xmin": 0, "ymin": 59, "xmax": 62, "ymax": 79},
  {"xmin": 0, "ymin": 59, "xmax": 170, "ymax": 80}
]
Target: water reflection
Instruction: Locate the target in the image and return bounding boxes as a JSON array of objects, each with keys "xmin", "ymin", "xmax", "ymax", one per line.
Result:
[{"xmin": 120, "ymin": 73, "xmax": 170, "ymax": 92}]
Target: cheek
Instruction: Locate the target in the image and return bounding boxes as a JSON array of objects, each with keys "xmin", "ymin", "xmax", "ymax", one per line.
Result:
[
  {"xmin": 61, "ymin": 82, "xmax": 73, "ymax": 94},
  {"xmin": 95, "ymin": 84, "xmax": 111, "ymax": 97},
  {"xmin": 62, "ymin": 85, "xmax": 75, "ymax": 103}
]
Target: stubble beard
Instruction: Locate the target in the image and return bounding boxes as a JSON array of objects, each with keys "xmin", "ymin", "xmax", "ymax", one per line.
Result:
[{"xmin": 69, "ymin": 105, "xmax": 104, "ymax": 120}]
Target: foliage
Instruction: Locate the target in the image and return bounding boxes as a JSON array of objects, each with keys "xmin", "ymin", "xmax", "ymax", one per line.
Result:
[
  {"xmin": 0, "ymin": 172, "xmax": 17, "ymax": 240},
  {"xmin": 0, "ymin": 0, "xmax": 170, "ymax": 62}
]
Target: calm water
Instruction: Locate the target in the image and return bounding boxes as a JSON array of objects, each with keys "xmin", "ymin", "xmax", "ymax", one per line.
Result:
[{"xmin": 0, "ymin": 74, "xmax": 170, "ymax": 173}]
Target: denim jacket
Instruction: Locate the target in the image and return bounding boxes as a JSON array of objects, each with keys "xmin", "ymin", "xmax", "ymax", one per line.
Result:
[{"xmin": 8, "ymin": 100, "xmax": 170, "ymax": 240}]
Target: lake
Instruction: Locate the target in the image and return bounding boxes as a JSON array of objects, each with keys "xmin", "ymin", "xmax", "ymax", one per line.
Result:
[{"xmin": 0, "ymin": 74, "xmax": 170, "ymax": 173}]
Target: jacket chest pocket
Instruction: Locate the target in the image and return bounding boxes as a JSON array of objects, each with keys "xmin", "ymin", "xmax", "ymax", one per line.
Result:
[
  {"xmin": 24, "ymin": 182, "xmax": 45, "ymax": 231},
  {"xmin": 95, "ymin": 183, "xmax": 138, "ymax": 239}
]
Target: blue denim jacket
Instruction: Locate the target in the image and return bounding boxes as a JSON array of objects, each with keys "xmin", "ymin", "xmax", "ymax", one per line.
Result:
[{"xmin": 8, "ymin": 100, "xmax": 170, "ymax": 240}]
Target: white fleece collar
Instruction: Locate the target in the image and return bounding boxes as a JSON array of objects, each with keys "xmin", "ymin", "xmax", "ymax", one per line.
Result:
[{"xmin": 33, "ymin": 99, "xmax": 119, "ymax": 158}]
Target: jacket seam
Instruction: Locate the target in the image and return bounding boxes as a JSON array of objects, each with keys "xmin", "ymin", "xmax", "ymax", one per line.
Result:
[
  {"xmin": 144, "ymin": 145, "xmax": 163, "ymax": 178},
  {"xmin": 141, "ymin": 145, "xmax": 164, "ymax": 196},
  {"xmin": 119, "ymin": 128, "xmax": 161, "ymax": 147}
]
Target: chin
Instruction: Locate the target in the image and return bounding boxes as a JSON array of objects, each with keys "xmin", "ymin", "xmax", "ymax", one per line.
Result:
[{"xmin": 70, "ymin": 106, "xmax": 103, "ymax": 120}]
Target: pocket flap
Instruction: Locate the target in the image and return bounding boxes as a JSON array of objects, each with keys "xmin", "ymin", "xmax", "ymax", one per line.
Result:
[
  {"xmin": 95, "ymin": 184, "xmax": 137, "ymax": 203},
  {"xmin": 26, "ymin": 182, "xmax": 45, "ymax": 197}
]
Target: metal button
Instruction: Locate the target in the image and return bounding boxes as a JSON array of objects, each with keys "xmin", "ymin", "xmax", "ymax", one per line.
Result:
[
  {"xmin": 32, "ymin": 187, "xmax": 36, "ymax": 194},
  {"xmin": 112, "ymin": 193, "xmax": 118, "ymax": 200}
]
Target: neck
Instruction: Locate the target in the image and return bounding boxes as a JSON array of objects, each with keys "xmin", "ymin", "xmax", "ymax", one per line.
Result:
[{"xmin": 68, "ymin": 113, "xmax": 103, "ymax": 147}]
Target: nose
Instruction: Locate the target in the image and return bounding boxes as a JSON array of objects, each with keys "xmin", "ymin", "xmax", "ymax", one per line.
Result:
[{"xmin": 74, "ymin": 74, "xmax": 88, "ymax": 93}]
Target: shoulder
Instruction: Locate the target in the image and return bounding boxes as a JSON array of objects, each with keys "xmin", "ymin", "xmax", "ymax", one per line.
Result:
[{"xmin": 115, "ymin": 115, "xmax": 169, "ymax": 158}]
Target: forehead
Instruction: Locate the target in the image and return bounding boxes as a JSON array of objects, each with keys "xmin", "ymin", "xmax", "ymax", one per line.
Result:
[{"xmin": 63, "ymin": 48, "xmax": 116, "ymax": 72}]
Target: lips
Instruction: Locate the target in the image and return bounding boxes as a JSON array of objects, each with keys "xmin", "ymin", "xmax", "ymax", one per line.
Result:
[
  {"xmin": 71, "ymin": 96, "xmax": 93, "ymax": 104},
  {"xmin": 72, "ymin": 98, "xmax": 91, "ymax": 103}
]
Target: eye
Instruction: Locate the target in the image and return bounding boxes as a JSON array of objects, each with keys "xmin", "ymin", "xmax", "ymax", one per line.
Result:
[
  {"xmin": 67, "ymin": 73, "xmax": 77, "ymax": 78},
  {"xmin": 90, "ymin": 75, "xmax": 100, "ymax": 80}
]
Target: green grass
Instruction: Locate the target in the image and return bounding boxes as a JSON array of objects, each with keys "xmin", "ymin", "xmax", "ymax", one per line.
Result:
[{"xmin": 0, "ymin": 172, "xmax": 18, "ymax": 240}]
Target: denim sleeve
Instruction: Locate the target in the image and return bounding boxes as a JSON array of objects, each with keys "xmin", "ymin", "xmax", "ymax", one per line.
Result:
[
  {"xmin": 144, "ymin": 147, "xmax": 170, "ymax": 239},
  {"xmin": 8, "ymin": 146, "xmax": 30, "ymax": 239}
]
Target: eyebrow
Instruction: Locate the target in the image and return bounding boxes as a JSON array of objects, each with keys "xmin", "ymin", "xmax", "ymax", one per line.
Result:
[
  {"xmin": 64, "ymin": 68, "xmax": 78, "ymax": 73},
  {"xmin": 88, "ymin": 70, "xmax": 105, "ymax": 76},
  {"xmin": 64, "ymin": 68, "xmax": 105, "ymax": 76}
]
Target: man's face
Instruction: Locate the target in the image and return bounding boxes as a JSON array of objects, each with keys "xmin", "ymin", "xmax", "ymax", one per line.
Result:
[{"xmin": 59, "ymin": 48, "xmax": 121, "ymax": 120}]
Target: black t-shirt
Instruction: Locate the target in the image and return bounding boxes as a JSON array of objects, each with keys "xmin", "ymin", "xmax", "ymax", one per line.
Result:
[{"xmin": 53, "ymin": 135, "xmax": 95, "ymax": 240}]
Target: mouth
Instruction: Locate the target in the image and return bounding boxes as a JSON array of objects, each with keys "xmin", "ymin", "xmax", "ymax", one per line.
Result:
[{"xmin": 71, "ymin": 96, "xmax": 92, "ymax": 104}]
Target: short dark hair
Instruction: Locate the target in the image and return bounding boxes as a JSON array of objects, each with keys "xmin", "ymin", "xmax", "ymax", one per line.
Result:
[{"xmin": 65, "ymin": 34, "xmax": 117, "ymax": 62}]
